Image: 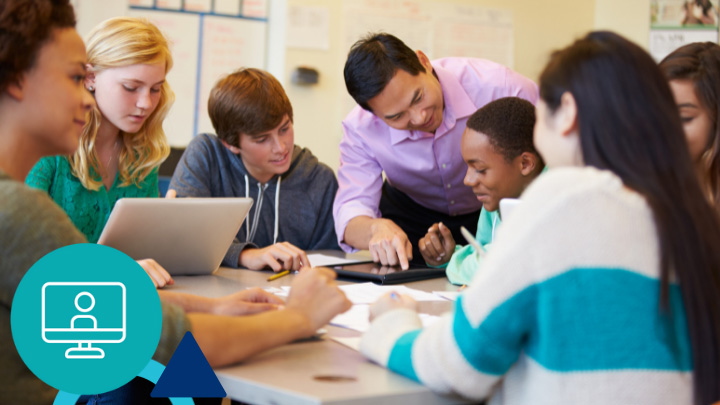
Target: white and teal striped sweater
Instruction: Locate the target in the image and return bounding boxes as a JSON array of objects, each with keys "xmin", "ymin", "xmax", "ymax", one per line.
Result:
[{"xmin": 361, "ymin": 167, "xmax": 692, "ymax": 404}]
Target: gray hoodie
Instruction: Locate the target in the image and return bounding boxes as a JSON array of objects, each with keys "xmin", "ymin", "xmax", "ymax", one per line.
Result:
[{"xmin": 169, "ymin": 133, "xmax": 339, "ymax": 267}]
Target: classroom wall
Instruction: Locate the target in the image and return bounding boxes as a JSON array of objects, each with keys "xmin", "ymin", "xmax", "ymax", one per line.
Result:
[
  {"xmin": 285, "ymin": 0, "xmax": 598, "ymax": 173},
  {"xmin": 72, "ymin": 0, "xmax": 666, "ymax": 174},
  {"xmin": 594, "ymin": 0, "xmax": 651, "ymax": 49}
]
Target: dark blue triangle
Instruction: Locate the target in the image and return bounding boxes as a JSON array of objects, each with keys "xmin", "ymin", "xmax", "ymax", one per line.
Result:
[{"xmin": 151, "ymin": 331, "xmax": 227, "ymax": 398}]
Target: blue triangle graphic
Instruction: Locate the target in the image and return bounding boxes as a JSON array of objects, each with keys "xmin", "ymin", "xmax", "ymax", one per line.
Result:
[{"xmin": 151, "ymin": 331, "xmax": 227, "ymax": 398}]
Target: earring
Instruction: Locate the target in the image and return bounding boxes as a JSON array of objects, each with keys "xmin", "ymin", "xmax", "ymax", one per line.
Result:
[{"xmin": 88, "ymin": 86, "xmax": 94, "ymax": 91}]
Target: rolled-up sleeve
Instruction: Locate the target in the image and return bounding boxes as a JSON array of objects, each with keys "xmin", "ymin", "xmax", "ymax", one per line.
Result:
[{"xmin": 333, "ymin": 119, "xmax": 384, "ymax": 251}]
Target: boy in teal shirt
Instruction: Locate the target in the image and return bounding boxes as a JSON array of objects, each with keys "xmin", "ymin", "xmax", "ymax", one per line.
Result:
[{"xmin": 420, "ymin": 97, "xmax": 544, "ymax": 285}]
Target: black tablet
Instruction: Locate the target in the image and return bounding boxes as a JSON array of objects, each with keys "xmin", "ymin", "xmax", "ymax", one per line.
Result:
[{"xmin": 331, "ymin": 262, "xmax": 446, "ymax": 285}]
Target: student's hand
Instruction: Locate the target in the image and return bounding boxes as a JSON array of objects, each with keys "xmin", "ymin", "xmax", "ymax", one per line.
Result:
[
  {"xmin": 369, "ymin": 292, "xmax": 418, "ymax": 321},
  {"xmin": 368, "ymin": 218, "xmax": 412, "ymax": 270},
  {"xmin": 137, "ymin": 259, "xmax": 174, "ymax": 288},
  {"xmin": 419, "ymin": 222, "xmax": 456, "ymax": 266},
  {"xmin": 211, "ymin": 287, "xmax": 285, "ymax": 316},
  {"xmin": 165, "ymin": 189, "xmax": 176, "ymax": 198},
  {"xmin": 239, "ymin": 242, "xmax": 311, "ymax": 272},
  {"xmin": 284, "ymin": 267, "xmax": 352, "ymax": 336}
]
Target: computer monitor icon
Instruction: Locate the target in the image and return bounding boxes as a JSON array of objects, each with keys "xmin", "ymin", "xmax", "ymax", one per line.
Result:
[{"xmin": 41, "ymin": 282, "xmax": 126, "ymax": 359}]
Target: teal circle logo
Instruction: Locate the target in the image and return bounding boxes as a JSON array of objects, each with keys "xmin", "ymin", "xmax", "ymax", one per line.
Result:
[{"xmin": 11, "ymin": 244, "xmax": 162, "ymax": 395}]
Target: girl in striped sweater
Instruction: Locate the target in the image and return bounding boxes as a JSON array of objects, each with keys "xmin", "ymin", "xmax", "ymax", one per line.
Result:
[{"xmin": 360, "ymin": 31, "xmax": 720, "ymax": 405}]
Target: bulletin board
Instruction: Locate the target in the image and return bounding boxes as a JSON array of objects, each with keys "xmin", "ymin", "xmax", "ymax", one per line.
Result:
[
  {"xmin": 649, "ymin": 0, "xmax": 719, "ymax": 62},
  {"xmin": 127, "ymin": 0, "xmax": 269, "ymax": 146}
]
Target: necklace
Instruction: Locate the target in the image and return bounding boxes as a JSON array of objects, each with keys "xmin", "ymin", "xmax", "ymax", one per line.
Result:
[{"xmin": 102, "ymin": 138, "xmax": 121, "ymax": 176}]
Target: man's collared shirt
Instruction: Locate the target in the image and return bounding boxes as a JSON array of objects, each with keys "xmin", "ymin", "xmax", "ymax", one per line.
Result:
[{"xmin": 334, "ymin": 57, "xmax": 539, "ymax": 250}]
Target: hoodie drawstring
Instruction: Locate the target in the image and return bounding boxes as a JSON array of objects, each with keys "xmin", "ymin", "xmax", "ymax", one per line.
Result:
[
  {"xmin": 244, "ymin": 174, "xmax": 280, "ymax": 244},
  {"xmin": 273, "ymin": 176, "xmax": 281, "ymax": 244}
]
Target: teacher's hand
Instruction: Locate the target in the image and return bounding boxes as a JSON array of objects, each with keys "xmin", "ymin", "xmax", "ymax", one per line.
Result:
[{"xmin": 368, "ymin": 218, "xmax": 412, "ymax": 270}]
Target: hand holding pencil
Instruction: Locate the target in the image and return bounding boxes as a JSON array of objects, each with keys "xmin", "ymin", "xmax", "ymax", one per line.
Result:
[{"xmin": 419, "ymin": 222, "xmax": 456, "ymax": 266}]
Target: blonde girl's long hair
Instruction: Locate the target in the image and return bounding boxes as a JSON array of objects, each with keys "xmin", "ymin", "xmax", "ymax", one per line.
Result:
[{"xmin": 71, "ymin": 17, "xmax": 174, "ymax": 190}]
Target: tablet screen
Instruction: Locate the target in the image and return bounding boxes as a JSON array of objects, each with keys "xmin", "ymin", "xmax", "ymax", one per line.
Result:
[
  {"xmin": 333, "ymin": 263, "xmax": 411, "ymax": 275},
  {"xmin": 332, "ymin": 262, "xmax": 446, "ymax": 284}
]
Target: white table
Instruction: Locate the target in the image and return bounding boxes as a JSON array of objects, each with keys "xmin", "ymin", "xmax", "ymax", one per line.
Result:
[{"xmin": 171, "ymin": 266, "xmax": 470, "ymax": 405}]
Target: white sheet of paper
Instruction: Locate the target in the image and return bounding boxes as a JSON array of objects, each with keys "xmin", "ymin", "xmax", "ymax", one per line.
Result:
[
  {"xmin": 330, "ymin": 304, "xmax": 441, "ymax": 333},
  {"xmin": 331, "ymin": 336, "xmax": 361, "ymax": 351},
  {"xmin": 262, "ymin": 286, "xmax": 289, "ymax": 298},
  {"xmin": 433, "ymin": 291, "xmax": 461, "ymax": 301},
  {"xmin": 338, "ymin": 282, "xmax": 446, "ymax": 304},
  {"xmin": 268, "ymin": 282, "xmax": 446, "ymax": 303}
]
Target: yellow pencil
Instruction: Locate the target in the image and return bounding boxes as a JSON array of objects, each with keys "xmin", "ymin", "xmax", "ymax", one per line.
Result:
[{"xmin": 267, "ymin": 270, "xmax": 290, "ymax": 281}]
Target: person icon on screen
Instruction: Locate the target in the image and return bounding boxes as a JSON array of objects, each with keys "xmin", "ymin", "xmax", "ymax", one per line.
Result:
[{"xmin": 70, "ymin": 291, "xmax": 97, "ymax": 330}]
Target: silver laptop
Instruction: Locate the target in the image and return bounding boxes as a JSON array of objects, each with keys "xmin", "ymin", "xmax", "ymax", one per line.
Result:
[
  {"xmin": 499, "ymin": 198, "xmax": 522, "ymax": 221},
  {"xmin": 98, "ymin": 198, "xmax": 253, "ymax": 275}
]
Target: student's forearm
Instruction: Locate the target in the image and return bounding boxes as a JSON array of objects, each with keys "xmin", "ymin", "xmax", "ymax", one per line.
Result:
[
  {"xmin": 188, "ymin": 308, "xmax": 312, "ymax": 367},
  {"xmin": 159, "ymin": 291, "xmax": 214, "ymax": 313}
]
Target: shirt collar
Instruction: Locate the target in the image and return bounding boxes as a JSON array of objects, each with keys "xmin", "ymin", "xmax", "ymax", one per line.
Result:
[{"xmin": 389, "ymin": 60, "xmax": 477, "ymax": 145}]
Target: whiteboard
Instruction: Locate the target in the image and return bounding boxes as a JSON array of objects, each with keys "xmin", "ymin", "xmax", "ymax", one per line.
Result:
[
  {"xmin": 127, "ymin": 7, "xmax": 268, "ymax": 146},
  {"xmin": 343, "ymin": 0, "xmax": 513, "ymax": 67},
  {"xmin": 341, "ymin": 0, "xmax": 514, "ymax": 114},
  {"xmin": 197, "ymin": 15, "xmax": 267, "ymax": 136}
]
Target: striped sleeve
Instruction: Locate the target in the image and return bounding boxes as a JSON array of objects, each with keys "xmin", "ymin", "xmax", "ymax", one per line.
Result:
[
  {"xmin": 360, "ymin": 282, "xmax": 536, "ymax": 398},
  {"xmin": 359, "ymin": 308, "xmax": 423, "ymax": 380},
  {"xmin": 360, "ymin": 168, "xmax": 693, "ymax": 402}
]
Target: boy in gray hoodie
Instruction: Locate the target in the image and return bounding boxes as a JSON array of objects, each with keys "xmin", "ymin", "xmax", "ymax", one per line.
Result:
[{"xmin": 169, "ymin": 68, "xmax": 339, "ymax": 271}]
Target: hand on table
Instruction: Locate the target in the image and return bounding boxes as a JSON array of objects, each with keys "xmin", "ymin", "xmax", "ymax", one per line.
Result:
[
  {"xmin": 369, "ymin": 292, "xmax": 418, "ymax": 321},
  {"xmin": 285, "ymin": 267, "xmax": 352, "ymax": 335},
  {"xmin": 240, "ymin": 242, "xmax": 310, "ymax": 272},
  {"xmin": 211, "ymin": 287, "xmax": 285, "ymax": 316},
  {"xmin": 137, "ymin": 258, "xmax": 174, "ymax": 288},
  {"xmin": 368, "ymin": 219, "xmax": 412, "ymax": 270},
  {"xmin": 419, "ymin": 222, "xmax": 456, "ymax": 266}
]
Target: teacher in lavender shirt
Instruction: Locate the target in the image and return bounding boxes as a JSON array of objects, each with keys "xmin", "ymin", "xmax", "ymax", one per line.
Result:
[{"xmin": 334, "ymin": 33, "xmax": 538, "ymax": 269}]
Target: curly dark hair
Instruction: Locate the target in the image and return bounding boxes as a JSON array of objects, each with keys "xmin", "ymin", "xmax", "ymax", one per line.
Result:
[
  {"xmin": 466, "ymin": 97, "xmax": 542, "ymax": 164},
  {"xmin": 0, "ymin": 0, "xmax": 76, "ymax": 93}
]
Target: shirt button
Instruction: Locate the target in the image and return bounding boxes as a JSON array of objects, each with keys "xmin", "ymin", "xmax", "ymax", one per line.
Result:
[
  {"xmin": 442, "ymin": 163, "xmax": 447, "ymax": 169},
  {"xmin": 446, "ymin": 184, "xmax": 452, "ymax": 189},
  {"xmin": 450, "ymin": 200, "xmax": 455, "ymax": 205}
]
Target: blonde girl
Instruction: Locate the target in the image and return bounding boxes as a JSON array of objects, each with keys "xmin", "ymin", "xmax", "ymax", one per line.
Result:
[{"xmin": 26, "ymin": 16, "xmax": 173, "ymax": 243}]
